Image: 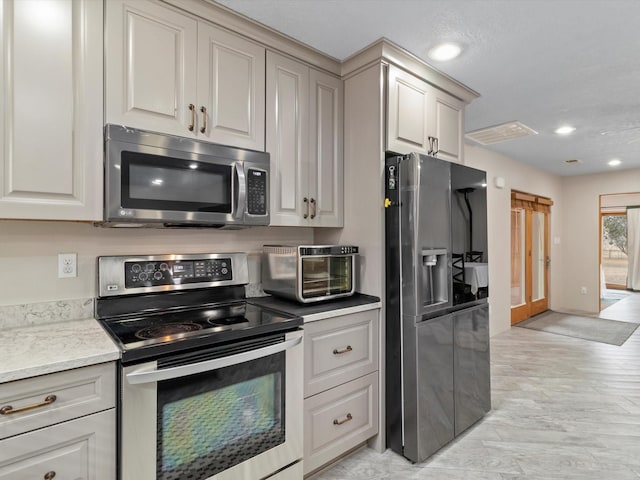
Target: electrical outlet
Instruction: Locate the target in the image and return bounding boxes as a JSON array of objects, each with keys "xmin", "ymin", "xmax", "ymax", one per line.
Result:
[
  {"xmin": 58, "ymin": 253, "xmax": 77, "ymax": 278},
  {"xmin": 580, "ymin": 286, "xmax": 587, "ymax": 295}
]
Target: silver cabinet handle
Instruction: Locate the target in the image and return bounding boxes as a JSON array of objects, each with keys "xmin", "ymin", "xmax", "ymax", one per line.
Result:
[
  {"xmin": 303, "ymin": 197, "xmax": 309, "ymax": 219},
  {"xmin": 0, "ymin": 394, "xmax": 57, "ymax": 415},
  {"xmin": 310, "ymin": 198, "xmax": 317, "ymax": 219},
  {"xmin": 126, "ymin": 336, "xmax": 302, "ymax": 385},
  {"xmin": 432, "ymin": 137, "xmax": 439, "ymax": 156},
  {"xmin": 188, "ymin": 104, "xmax": 195, "ymax": 131},
  {"xmin": 200, "ymin": 106, "xmax": 207, "ymax": 134},
  {"xmin": 333, "ymin": 345, "xmax": 352, "ymax": 355},
  {"xmin": 333, "ymin": 413, "xmax": 353, "ymax": 425}
]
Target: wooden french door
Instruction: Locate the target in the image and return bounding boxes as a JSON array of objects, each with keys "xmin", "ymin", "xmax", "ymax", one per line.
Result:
[{"xmin": 511, "ymin": 192, "xmax": 552, "ymax": 325}]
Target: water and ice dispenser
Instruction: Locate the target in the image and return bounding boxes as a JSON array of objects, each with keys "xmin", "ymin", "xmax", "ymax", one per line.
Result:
[{"xmin": 421, "ymin": 248, "xmax": 449, "ymax": 309}]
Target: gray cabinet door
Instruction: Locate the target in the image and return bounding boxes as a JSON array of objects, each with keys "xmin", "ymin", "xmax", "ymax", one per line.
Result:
[{"xmin": 453, "ymin": 303, "xmax": 491, "ymax": 435}]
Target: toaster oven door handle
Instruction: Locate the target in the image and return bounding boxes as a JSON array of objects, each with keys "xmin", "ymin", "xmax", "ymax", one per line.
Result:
[
  {"xmin": 125, "ymin": 335, "xmax": 302, "ymax": 385},
  {"xmin": 234, "ymin": 163, "xmax": 246, "ymax": 220}
]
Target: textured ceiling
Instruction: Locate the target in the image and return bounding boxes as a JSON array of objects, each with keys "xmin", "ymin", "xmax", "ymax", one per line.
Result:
[{"xmin": 215, "ymin": 0, "xmax": 640, "ymax": 176}]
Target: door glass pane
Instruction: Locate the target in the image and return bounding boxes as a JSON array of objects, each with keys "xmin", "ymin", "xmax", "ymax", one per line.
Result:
[
  {"xmin": 511, "ymin": 208, "xmax": 525, "ymax": 307},
  {"xmin": 301, "ymin": 256, "xmax": 352, "ymax": 298},
  {"xmin": 532, "ymin": 212, "xmax": 545, "ymax": 301},
  {"xmin": 601, "ymin": 214, "xmax": 628, "ymax": 287},
  {"xmin": 157, "ymin": 350, "xmax": 285, "ymax": 480}
]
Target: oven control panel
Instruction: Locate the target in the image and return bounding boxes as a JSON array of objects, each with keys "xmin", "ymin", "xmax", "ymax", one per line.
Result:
[
  {"xmin": 124, "ymin": 258, "xmax": 232, "ymax": 288},
  {"xmin": 98, "ymin": 253, "xmax": 249, "ymax": 297}
]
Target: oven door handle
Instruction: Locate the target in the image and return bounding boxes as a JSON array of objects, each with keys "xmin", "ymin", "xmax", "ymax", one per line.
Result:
[{"xmin": 125, "ymin": 336, "xmax": 302, "ymax": 385}]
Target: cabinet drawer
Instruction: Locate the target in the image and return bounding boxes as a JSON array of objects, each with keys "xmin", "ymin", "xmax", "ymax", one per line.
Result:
[
  {"xmin": 0, "ymin": 409, "xmax": 116, "ymax": 480},
  {"xmin": 0, "ymin": 363, "xmax": 116, "ymax": 440},
  {"xmin": 303, "ymin": 372, "xmax": 378, "ymax": 474},
  {"xmin": 304, "ymin": 310, "xmax": 378, "ymax": 397}
]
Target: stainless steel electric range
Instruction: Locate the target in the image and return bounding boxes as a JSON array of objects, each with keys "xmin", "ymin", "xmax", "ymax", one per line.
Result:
[{"xmin": 95, "ymin": 253, "xmax": 303, "ymax": 480}]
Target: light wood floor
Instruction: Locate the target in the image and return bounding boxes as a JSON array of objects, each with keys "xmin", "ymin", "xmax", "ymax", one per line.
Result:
[{"xmin": 314, "ymin": 295, "xmax": 640, "ymax": 479}]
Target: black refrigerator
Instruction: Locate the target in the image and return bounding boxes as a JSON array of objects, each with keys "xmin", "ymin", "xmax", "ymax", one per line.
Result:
[{"xmin": 385, "ymin": 153, "xmax": 491, "ymax": 463}]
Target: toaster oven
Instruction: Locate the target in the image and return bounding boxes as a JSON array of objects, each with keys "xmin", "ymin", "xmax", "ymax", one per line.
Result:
[{"xmin": 262, "ymin": 245, "xmax": 358, "ymax": 303}]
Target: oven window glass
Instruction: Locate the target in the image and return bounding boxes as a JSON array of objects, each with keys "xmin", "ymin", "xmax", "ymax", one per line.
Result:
[
  {"xmin": 157, "ymin": 350, "xmax": 285, "ymax": 480},
  {"xmin": 121, "ymin": 151, "xmax": 232, "ymax": 213},
  {"xmin": 301, "ymin": 256, "xmax": 353, "ymax": 299}
]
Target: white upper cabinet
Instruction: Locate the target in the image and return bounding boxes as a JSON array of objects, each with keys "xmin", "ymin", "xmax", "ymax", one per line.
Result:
[
  {"xmin": 106, "ymin": 0, "xmax": 265, "ymax": 150},
  {"xmin": 433, "ymin": 89, "xmax": 464, "ymax": 163},
  {"xmin": 0, "ymin": 0, "xmax": 103, "ymax": 220},
  {"xmin": 105, "ymin": 0, "xmax": 198, "ymax": 137},
  {"xmin": 387, "ymin": 66, "xmax": 431, "ymax": 155},
  {"xmin": 308, "ymin": 69, "xmax": 343, "ymax": 227},
  {"xmin": 197, "ymin": 23, "xmax": 265, "ymax": 150},
  {"xmin": 267, "ymin": 51, "xmax": 343, "ymax": 227},
  {"xmin": 387, "ymin": 65, "xmax": 464, "ymax": 163}
]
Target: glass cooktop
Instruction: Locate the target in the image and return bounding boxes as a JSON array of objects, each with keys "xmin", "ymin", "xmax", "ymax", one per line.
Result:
[{"xmin": 100, "ymin": 302, "xmax": 301, "ymax": 364}]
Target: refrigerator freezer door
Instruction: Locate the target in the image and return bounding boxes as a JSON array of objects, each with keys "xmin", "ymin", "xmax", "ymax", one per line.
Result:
[
  {"xmin": 404, "ymin": 314, "xmax": 454, "ymax": 462},
  {"xmin": 453, "ymin": 303, "xmax": 491, "ymax": 435},
  {"xmin": 399, "ymin": 153, "xmax": 452, "ymax": 317}
]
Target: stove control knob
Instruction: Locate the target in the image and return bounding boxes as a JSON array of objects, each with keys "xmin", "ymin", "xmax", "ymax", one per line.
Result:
[
  {"xmin": 131, "ymin": 264, "xmax": 141, "ymax": 273},
  {"xmin": 138, "ymin": 272, "xmax": 148, "ymax": 281},
  {"xmin": 160, "ymin": 263, "xmax": 169, "ymax": 271},
  {"xmin": 154, "ymin": 271, "xmax": 163, "ymax": 280},
  {"xmin": 145, "ymin": 263, "xmax": 155, "ymax": 272}
]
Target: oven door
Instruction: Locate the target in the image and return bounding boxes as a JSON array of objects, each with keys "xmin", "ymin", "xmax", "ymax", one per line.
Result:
[
  {"xmin": 120, "ymin": 330, "xmax": 303, "ymax": 480},
  {"xmin": 298, "ymin": 255, "xmax": 356, "ymax": 302}
]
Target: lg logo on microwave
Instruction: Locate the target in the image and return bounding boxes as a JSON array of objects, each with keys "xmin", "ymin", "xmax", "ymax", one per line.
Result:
[{"xmin": 118, "ymin": 209, "xmax": 134, "ymax": 217}]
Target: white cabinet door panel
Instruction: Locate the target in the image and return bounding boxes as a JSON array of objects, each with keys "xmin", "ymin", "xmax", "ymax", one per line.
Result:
[
  {"xmin": 309, "ymin": 69, "xmax": 343, "ymax": 227},
  {"xmin": 434, "ymin": 92, "xmax": 464, "ymax": 163},
  {"xmin": 105, "ymin": 0, "xmax": 197, "ymax": 136},
  {"xmin": 387, "ymin": 66, "xmax": 430, "ymax": 155},
  {"xmin": 198, "ymin": 24, "xmax": 265, "ymax": 150},
  {"xmin": 267, "ymin": 51, "xmax": 309, "ymax": 226},
  {"xmin": 0, "ymin": 0, "xmax": 102, "ymax": 220},
  {"xmin": 0, "ymin": 409, "xmax": 116, "ymax": 480}
]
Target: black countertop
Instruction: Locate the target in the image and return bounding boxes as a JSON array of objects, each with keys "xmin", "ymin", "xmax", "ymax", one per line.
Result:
[{"xmin": 248, "ymin": 293, "xmax": 381, "ymax": 318}]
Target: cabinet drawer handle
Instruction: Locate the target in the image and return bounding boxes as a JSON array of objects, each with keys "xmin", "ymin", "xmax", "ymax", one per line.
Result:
[
  {"xmin": 333, "ymin": 413, "xmax": 353, "ymax": 426},
  {"xmin": 188, "ymin": 104, "xmax": 195, "ymax": 131},
  {"xmin": 0, "ymin": 394, "xmax": 57, "ymax": 415},
  {"xmin": 303, "ymin": 197, "xmax": 309, "ymax": 219},
  {"xmin": 333, "ymin": 345, "xmax": 352, "ymax": 355},
  {"xmin": 200, "ymin": 106, "xmax": 207, "ymax": 134},
  {"xmin": 310, "ymin": 197, "xmax": 317, "ymax": 219},
  {"xmin": 44, "ymin": 472, "xmax": 56, "ymax": 480},
  {"xmin": 432, "ymin": 137, "xmax": 439, "ymax": 156}
]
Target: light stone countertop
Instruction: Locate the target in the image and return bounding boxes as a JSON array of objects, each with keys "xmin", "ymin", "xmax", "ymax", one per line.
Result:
[{"xmin": 0, "ymin": 318, "xmax": 120, "ymax": 384}]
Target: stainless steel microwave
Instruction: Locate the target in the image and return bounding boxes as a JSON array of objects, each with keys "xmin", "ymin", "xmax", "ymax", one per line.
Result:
[
  {"xmin": 262, "ymin": 245, "xmax": 358, "ymax": 303},
  {"xmin": 102, "ymin": 125, "xmax": 269, "ymax": 228}
]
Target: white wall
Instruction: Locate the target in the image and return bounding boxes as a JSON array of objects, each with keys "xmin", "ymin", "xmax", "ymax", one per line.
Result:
[
  {"xmin": 561, "ymin": 169, "xmax": 640, "ymax": 312},
  {"xmin": 0, "ymin": 221, "xmax": 313, "ymax": 307},
  {"xmin": 464, "ymin": 144, "xmax": 564, "ymax": 336}
]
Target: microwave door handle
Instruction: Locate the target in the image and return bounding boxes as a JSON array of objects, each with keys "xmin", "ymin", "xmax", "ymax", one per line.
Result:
[
  {"xmin": 234, "ymin": 163, "xmax": 247, "ymax": 219},
  {"xmin": 125, "ymin": 336, "xmax": 302, "ymax": 385}
]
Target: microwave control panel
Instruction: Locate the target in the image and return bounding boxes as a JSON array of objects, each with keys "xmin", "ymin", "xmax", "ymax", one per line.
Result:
[
  {"xmin": 247, "ymin": 168, "xmax": 267, "ymax": 216},
  {"xmin": 124, "ymin": 258, "xmax": 232, "ymax": 288}
]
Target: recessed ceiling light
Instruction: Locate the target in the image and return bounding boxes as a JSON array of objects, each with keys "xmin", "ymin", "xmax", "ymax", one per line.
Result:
[
  {"xmin": 555, "ymin": 126, "xmax": 576, "ymax": 135},
  {"xmin": 608, "ymin": 159, "xmax": 622, "ymax": 167},
  {"xmin": 428, "ymin": 43, "xmax": 461, "ymax": 61}
]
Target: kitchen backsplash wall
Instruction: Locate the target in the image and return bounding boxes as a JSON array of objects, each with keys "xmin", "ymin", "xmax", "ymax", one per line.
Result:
[{"xmin": 0, "ymin": 221, "xmax": 313, "ymax": 308}]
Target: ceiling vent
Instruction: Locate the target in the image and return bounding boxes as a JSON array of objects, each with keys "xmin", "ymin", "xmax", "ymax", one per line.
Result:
[
  {"xmin": 564, "ymin": 159, "xmax": 583, "ymax": 165},
  {"xmin": 466, "ymin": 121, "xmax": 538, "ymax": 145}
]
